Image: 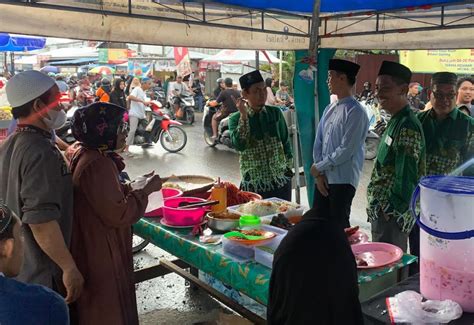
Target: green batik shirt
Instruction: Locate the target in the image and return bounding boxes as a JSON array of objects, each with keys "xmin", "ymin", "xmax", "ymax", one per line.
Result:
[
  {"xmin": 367, "ymin": 106, "xmax": 426, "ymax": 233},
  {"xmin": 228, "ymin": 105, "xmax": 293, "ymax": 193},
  {"xmin": 417, "ymin": 108, "xmax": 474, "ymax": 176}
]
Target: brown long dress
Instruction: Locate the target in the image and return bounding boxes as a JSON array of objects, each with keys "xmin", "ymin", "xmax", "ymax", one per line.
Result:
[{"xmin": 66, "ymin": 145, "xmax": 148, "ymax": 325}]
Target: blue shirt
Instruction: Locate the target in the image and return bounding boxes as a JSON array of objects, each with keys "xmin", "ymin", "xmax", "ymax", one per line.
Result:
[
  {"xmin": 0, "ymin": 275, "xmax": 69, "ymax": 325},
  {"xmin": 313, "ymin": 96, "xmax": 369, "ymax": 188}
]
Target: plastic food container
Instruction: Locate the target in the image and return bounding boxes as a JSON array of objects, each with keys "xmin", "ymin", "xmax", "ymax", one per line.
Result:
[
  {"xmin": 254, "ymin": 225, "xmax": 288, "ymax": 269},
  {"xmin": 144, "ymin": 188, "xmax": 183, "ymax": 217},
  {"xmin": 162, "ymin": 197, "xmax": 208, "ymax": 226},
  {"xmin": 254, "ymin": 246, "xmax": 275, "ymax": 269},
  {"xmin": 222, "ymin": 236, "xmax": 255, "ymax": 259}
]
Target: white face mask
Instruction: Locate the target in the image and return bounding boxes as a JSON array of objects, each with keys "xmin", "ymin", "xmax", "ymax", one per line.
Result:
[{"xmin": 43, "ymin": 108, "xmax": 67, "ymax": 130}]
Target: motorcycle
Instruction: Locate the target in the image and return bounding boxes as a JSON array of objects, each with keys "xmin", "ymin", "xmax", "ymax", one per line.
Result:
[
  {"xmin": 202, "ymin": 100, "xmax": 233, "ymax": 149},
  {"xmin": 132, "ymin": 101, "xmax": 188, "ymax": 153},
  {"xmin": 361, "ymin": 97, "xmax": 392, "ymax": 160},
  {"xmin": 148, "ymin": 86, "xmax": 167, "ymax": 108},
  {"xmin": 168, "ymin": 94, "xmax": 195, "ymax": 125},
  {"xmin": 362, "ymin": 98, "xmax": 381, "ymax": 160},
  {"xmin": 56, "ymin": 106, "xmax": 78, "ymax": 144}
]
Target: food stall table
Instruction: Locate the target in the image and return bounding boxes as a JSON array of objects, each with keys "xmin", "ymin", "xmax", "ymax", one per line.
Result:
[
  {"xmin": 133, "ymin": 217, "xmax": 417, "ymax": 321},
  {"xmin": 362, "ymin": 275, "xmax": 474, "ymax": 324}
]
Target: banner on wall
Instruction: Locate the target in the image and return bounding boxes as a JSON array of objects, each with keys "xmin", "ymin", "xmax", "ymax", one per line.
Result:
[
  {"xmin": 174, "ymin": 47, "xmax": 192, "ymax": 77},
  {"xmin": 400, "ymin": 49, "xmax": 474, "ymax": 74},
  {"xmin": 98, "ymin": 49, "xmax": 133, "ymax": 64},
  {"xmin": 128, "ymin": 61, "xmax": 153, "ymax": 77}
]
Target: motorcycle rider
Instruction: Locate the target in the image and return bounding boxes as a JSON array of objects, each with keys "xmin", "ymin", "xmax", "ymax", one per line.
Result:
[
  {"xmin": 75, "ymin": 79, "xmax": 93, "ymax": 107},
  {"xmin": 359, "ymin": 81, "xmax": 373, "ymax": 100},
  {"xmin": 213, "ymin": 78, "xmax": 225, "ymax": 98},
  {"xmin": 125, "ymin": 77, "xmax": 152, "ymax": 156},
  {"xmin": 212, "ymin": 78, "xmax": 241, "ymax": 140},
  {"xmin": 171, "ymin": 75, "xmax": 189, "ymax": 116},
  {"xmin": 96, "ymin": 78, "xmax": 112, "ymax": 103}
]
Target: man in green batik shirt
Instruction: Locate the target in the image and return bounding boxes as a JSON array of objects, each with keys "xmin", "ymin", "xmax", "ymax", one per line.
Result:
[
  {"xmin": 367, "ymin": 61, "xmax": 426, "ymax": 253},
  {"xmin": 417, "ymin": 72, "xmax": 474, "ymax": 176},
  {"xmin": 229, "ymin": 70, "xmax": 293, "ymax": 201},
  {"xmin": 409, "ymin": 71, "xmax": 474, "ymax": 264}
]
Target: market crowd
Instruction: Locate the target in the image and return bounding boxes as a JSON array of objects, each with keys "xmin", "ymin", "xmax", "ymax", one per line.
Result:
[{"xmin": 0, "ymin": 59, "xmax": 472, "ymax": 325}]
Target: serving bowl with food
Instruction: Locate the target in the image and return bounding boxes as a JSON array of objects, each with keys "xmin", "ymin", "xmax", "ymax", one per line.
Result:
[{"xmin": 206, "ymin": 210, "xmax": 241, "ymax": 233}]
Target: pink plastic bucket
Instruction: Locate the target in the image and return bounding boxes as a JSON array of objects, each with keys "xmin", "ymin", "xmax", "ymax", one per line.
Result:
[
  {"xmin": 144, "ymin": 188, "xmax": 183, "ymax": 217},
  {"xmin": 162, "ymin": 197, "xmax": 207, "ymax": 226}
]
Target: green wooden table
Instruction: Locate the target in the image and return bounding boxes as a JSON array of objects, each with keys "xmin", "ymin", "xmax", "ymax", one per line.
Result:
[{"xmin": 133, "ymin": 217, "xmax": 417, "ymax": 305}]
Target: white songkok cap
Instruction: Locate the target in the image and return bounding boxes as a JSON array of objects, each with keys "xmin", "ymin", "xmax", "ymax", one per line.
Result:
[{"xmin": 6, "ymin": 70, "xmax": 56, "ymax": 107}]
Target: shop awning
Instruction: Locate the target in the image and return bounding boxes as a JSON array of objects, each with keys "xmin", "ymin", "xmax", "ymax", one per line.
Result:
[{"xmin": 49, "ymin": 57, "xmax": 99, "ymax": 66}]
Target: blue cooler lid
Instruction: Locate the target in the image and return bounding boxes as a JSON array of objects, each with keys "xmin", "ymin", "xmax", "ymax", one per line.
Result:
[{"xmin": 420, "ymin": 176, "xmax": 474, "ymax": 195}]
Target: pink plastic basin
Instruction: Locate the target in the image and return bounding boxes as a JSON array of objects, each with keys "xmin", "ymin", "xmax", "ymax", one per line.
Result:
[
  {"xmin": 144, "ymin": 188, "xmax": 183, "ymax": 217},
  {"xmin": 162, "ymin": 197, "xmax": 207, "ymax": 226}
]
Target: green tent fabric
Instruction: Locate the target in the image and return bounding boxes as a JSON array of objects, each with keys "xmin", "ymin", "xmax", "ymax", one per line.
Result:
[{"xmin": 293, "ymin": 49, "xmax": 336, "ymax": 206}]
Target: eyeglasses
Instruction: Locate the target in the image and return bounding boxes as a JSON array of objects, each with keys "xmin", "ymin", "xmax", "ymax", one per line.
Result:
[
  {"xmin": 432, "ymin": 91, "xmax": 456, "ymax": 100},
  {"xmin": 118, "ymin": 122, "xmax": 130, "ymax": 134}
]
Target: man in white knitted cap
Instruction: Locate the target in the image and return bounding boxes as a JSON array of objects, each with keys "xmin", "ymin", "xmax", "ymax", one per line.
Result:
[{"xmin": 0, "ymin": 70, "xmax": 84, "ymax": 304}]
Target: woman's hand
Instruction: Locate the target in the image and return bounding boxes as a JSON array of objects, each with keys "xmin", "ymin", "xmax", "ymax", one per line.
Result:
[{"xmin": 143, "ymin": 175, "xmax": 162, "ymax": 195}]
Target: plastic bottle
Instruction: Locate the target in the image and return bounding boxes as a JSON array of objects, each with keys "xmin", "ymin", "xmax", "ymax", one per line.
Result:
[{"xmin": 210, "ymin": 178, "xmax": 227, "ymax": 213}]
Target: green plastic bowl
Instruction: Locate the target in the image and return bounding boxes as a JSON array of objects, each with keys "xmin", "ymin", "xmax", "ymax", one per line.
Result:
[{"xmin": 239, "ymin": 215, "xmax": 261, "ymax": 228}]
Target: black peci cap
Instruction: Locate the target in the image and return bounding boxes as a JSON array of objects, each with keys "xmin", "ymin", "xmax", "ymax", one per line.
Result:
[
  {"xmin": 239, "ymin": 70, "xmax": 264, "ymax": 90},
  {"xmin": 378, "ymin": 61, "xmax": 412, "ymax": 84},
  {"xmin": 329, "ymin": 59, "xmax": 360, "ymax": 79}
]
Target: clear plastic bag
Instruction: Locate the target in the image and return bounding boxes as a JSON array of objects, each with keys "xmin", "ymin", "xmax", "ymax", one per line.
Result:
[{"xmin": 387, "ymin": 290, "xmax": 463, "ymax": 324}]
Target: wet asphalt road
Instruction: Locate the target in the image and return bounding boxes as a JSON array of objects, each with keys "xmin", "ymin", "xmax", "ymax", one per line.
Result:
[{"xmin": 127, "ymin": 112, "xmax": 374, "ymax": 323}]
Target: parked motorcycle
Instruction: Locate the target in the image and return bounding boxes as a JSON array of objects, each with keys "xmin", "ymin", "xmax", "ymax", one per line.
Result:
[
  {"xmin": 202, "ymin": 100, "xmax": 233, "ymax": 149},
  {"xmin": 168, "ymin": 94, "xmax": 195, "ymax": 125},
  {"xmin": 133, "ymin": 101, "xmax": 188, "ymax": 153}
]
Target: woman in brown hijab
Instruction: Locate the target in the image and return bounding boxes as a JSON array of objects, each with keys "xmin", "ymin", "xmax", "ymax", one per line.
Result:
[{"xmin": 66, "ymin": 102, "xmax": 162, "ymax": 325}]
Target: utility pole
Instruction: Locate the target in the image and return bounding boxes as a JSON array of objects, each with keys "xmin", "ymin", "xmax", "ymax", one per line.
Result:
[
  {"xmin": 255, "ymin": 50, "xmax": 260, "ymax": 70},
  {"xmin": 309, "ymin": 0, "xmax": 321, "ymax": 126}
]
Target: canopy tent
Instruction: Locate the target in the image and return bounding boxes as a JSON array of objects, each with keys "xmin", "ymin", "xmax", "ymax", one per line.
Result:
[
  {"xmin": 0, "ymin": 0, "xmax": 472, "ymax": 204},
  {"xmin": 206, "ymin": 0, "xmax": 463, "ymax": 13},
  {"xmin": 0, "ymin": 1, "xmax": 472, "ymax": 50},
  {"xmin": 201, "ymin": 50, "xmax": 282, "ymax": 64}
]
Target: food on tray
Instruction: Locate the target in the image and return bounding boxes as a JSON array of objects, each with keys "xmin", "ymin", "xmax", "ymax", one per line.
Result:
[
  {"xmin": 227, "ymin": 229, "xmax": 267, "ymax": 240},
  {"xmin": 209, "ymin": 210, "xmax": 240, "ymax": 220},
  {"xmin": 355, "ymin": 255, "xmax": 369, "ymax": 267},
  {"xmin": 162, "ymin": 182, "xmax": 185, "ymax": 192},
  {"xmin": 345, "ymin": 226, "xmax": 360, "ymax": 237},
  {"xmin": 237, "ymin": 200, "xmax": 279, "ymax": 216},
  {"xmin": 270, "ymin": 214, "xmax": 294, "ymax": 230},
  {"xmin": 237, "ymin": 199, "xmax": 301, "ymax": 216}
]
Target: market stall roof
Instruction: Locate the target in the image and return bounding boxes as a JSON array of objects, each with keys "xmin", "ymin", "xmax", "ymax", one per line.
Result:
[
  {"xmin": 0, "ymin": 1, "xmax": 472, "ymax": 50},
  {"xmin": 0, "ymin": 33, "xmax": 46, "ymax": 52},
  {"xmin": 201, "ymin": 50, "xmax": 282, "ymax": 64},
  {"xmin": 31, "ymin": 47, "xmax": 98, "ymax": 60}
]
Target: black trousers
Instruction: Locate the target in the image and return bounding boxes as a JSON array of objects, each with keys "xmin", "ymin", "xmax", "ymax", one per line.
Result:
[
  {"xmin": 312, "ymin": 184, "xmax": 356, "ymax": 229},
  {"xmin": 408, "ymin": 223, "xmax": 420, "ymax": 275},
  {"xmin": 243, "ymin": 180, "xmax": 292, "ymax": 202}
]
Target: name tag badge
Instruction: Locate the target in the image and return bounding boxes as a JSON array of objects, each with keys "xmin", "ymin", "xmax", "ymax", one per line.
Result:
[{"xmin": 385, "ymin": 136, "xmax": 393, "ymax": 147}]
